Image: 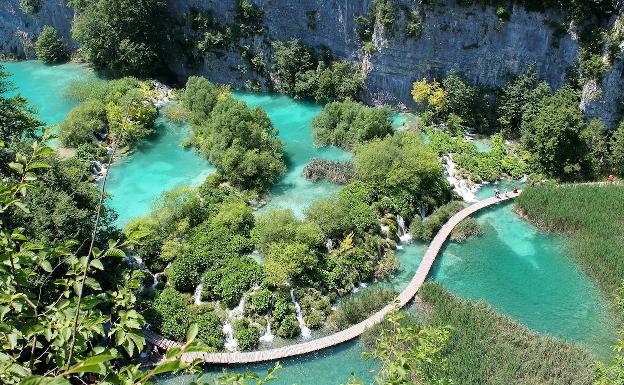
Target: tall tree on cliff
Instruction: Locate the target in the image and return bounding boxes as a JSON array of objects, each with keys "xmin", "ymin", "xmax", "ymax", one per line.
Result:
[{"xmin": 72, "ymin": 0, "xmax": 171, "ymax": 77}]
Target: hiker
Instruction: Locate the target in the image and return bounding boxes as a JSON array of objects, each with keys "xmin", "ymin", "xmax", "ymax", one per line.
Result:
[
  {"xmin": 504, "ymin": 188, "xmax": 509, "ymax": 197},
  {"xmin": 513, "ymin": 186, "xmax": 518, "ymax": 194},
  {"xmin": 608, "ymin": 175, "xmax": 615, "ymax": 184},
  {"xmin": 494, "ymin": 187, "xmax": 500, "ymax": 199}
]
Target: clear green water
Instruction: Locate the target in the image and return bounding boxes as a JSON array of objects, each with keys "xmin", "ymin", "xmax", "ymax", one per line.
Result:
[
  {"xmin": 2, "ymin": 61, "xmax": 96, "ymax": 125},
  {"xmin": 4, "ymin": 61, "xmax": 618, "ymax": 383}
]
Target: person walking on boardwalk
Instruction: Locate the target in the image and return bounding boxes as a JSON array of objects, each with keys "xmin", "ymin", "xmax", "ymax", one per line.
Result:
[{"xmin": 494, "ymin": 187, "xmax": 500, "ymax": 199}]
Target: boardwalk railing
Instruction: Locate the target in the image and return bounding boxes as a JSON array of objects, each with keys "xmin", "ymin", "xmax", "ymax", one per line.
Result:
[{"xmin": 145, "ymin": 192, "xmax": 521, "ymax": 364}]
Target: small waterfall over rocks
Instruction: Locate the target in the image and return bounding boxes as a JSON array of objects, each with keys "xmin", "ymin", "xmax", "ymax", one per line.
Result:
[
  {"xmin": 326, "ymin": 238, "xmax": 334, "ymax": 252},
  {"xmin": 396, "ymin": 215, "xmax": 412, "ymax": 244},
  {"xmin": 443, "ymin": 155, "xmax": 478, "ymax": 202},
  {"xmin": 259, "ymin": 315, "xmax": 275, "ymax": 343},
  {"xmin": 193, "ymin": 283, "xmax": 203, "ymax": 306},
  {"xmin": 222, "ymin": 295, "xmax": 246, "ymax": 351},
  {"xmin": 92, "ymin": 160, "xmax": 108, "ymax": 182},
  {"xmin": 290, "ymin": 289, "xmax": 311, "ymax": 339}
]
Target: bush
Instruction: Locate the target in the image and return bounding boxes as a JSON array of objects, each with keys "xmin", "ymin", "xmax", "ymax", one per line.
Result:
[
  {"xmin": 181, "ymin": 76, "xmax": 221, "ymax": 125},
  {"xmin": 449, "ymin": 217, "xmax": 483, "ymax": 243},
  {"xmin": 145, "ymin": 288, "xmax": 192, "ymax": 341},
  {"xmin": 276, "ymin": 314, "xmax": 301, "ymax": 338},
  {"xmin": 35, "ymin": 26, "xmax": 67, "ymax": 64},
  {"xmin": 250, "ymin": 287, "xmax": 272, "ymax": 315},
  {"xmin": 197, "ymin": 311, "xmax": 224, "ymax": 351},
  {"xmin": 202, "ymin": 257, "xmax": 263, "ymax": 308},
  {"xmin": 415, "ymin": 201, "xmax": 465, "ymax": 241},
  {"xmin": 252, "ymin": 208, "xmax": 324, "ymax": 253},
  {"xmin": 312, "ymin": 100, "xmax": 393, "ymax": 150},
  {"xmin": 327, "ymin": 287, "xmax": 397, "ymax": 331},
  {"xmin": 58, "ymin": 100, "xmax": 106, "ymax": 147},
  {"xmin": 20, "ymin": 0, "xmax": 41, "ymax": 14},
  {"xmin": 405, "ymin": 9, "xmax": 424, "ymax": 38},
  {"xmin": 234, "ymin": 319, "xmax": 260, "ymax": 350}
]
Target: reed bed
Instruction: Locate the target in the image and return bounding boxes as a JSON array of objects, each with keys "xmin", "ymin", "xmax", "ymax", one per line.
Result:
[{"xmin": 515, "ymin": 184, "xmax": 624, "ymax": 299}]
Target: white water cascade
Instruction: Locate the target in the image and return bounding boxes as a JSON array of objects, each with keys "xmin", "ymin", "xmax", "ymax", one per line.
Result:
[
  {"xmin": 352, "ymin": 282, "xmax": 368, "ymax": 294},
  {"xmin": 259, "ymin": 315, "xmax": 275, "ymax": 343},
  {"xmin": 222, "ymin": 296, "xmax": 246, "ymax": 351},
  {"xmin": 396, "ymin": 215, "xmax": 412, "ymax": 244},
  {"xmin": 222, "ymin": 322, "xmax": 237, "ymax": 351},
  {"xmin": 326, "ymin": 238, "xmax": 334, "ymax": 252},
  {"xmin": 443, "ymin": 155, "xmax": 478, "ymax": 202},
  {"xmin": 290, "ymin": 289, "xmax": 312, "ymax": 339},
  {"xmin": 193, "ymin": 283, "xmax": 203, "ymax": 305},
  {"xmin": 92, "ymin": 160, "xmax": 108, "ymax": 182}
]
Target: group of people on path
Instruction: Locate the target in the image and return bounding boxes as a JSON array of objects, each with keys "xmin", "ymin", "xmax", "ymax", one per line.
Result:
[{"xmin": 494, "ymin": 186, "xmax": 518, "ymax": 199}]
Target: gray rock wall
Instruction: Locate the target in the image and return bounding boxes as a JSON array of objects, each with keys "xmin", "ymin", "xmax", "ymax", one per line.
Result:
[
  {"xmin": 0, "ymin": 0, "xmax": 75, "ymax": 59},
  {"xmin": 0, "ymin": 0, "xmax": 622, "ymax": 126}
]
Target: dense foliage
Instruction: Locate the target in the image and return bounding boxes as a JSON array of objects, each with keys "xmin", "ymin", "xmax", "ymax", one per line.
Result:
[
  {"xmin": 35, "ymin": 26, "xmax": 68, "ymax": 64},
  {"xmin": 327, "ymin": 287, "xmax": 397, "ymax": 331},
  {"xmin": 60, "ymin": 78, "xmax": 158, "ymax": 149},
  {"xmin": 182, "ymin": 77, "xmax": 286, "ymax": 192},
  {"xmin": 272, "ymin": 40, "xmax": 364, "ymax": 101},
  {"xmin": 354, "ymin": 131, "xmax": 452, "ymax": 218},
  {"xmin": 312, "ymin": 100, "xmax": 393, "ymax": 150},
  {"xmin": 72, "ymin": 0, "xmax": 170, "ymax": 76}
]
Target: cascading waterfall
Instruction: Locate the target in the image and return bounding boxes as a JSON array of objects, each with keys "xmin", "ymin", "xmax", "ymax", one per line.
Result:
[
  {"xmin": 193, "ymin": 283, "xmax": 203, "ymax": 306},
  {"xmin": 222, "ymin": 295, "xmax": 246, "ymax": 351},
  {"xmin": 326, "ymin": 238, "xmax": 334, "ymax": 252},
  {"xmin": 396, "ymin": 215, "xmax": 412, "ymax": 243},
  {"xmin": 352, "ymin": 282, "xmax": 368, "ymax": 293},
  {"xmin": 93, "ymin": 160, "xmax": 108, "ymax": 181},
  {"xmin": 443, "ymin": 155, "xmax": 478, "ymax": 202},
  {"xmin": 259, "ymin": 315, "xmax": 275, "ymax": 343},
  {"xmin": 290, "ymin": 289, "xmax": 312, "ymax": 339}
]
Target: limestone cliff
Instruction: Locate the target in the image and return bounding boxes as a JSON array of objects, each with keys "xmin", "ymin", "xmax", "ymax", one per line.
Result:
[{"xmin": 1, "ymin": 0, "xmax": 622, "ymax": 126}]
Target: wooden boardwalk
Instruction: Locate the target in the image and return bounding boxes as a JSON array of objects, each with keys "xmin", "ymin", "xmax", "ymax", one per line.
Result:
[{"xmin": 145, "ymin": 192, "xmax": 521, "ymax": 364}]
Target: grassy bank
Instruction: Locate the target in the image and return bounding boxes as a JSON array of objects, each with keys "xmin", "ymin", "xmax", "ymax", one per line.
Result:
[
  {"xmin": 515, "ymin": 184, "xmax": 624, "ymax": 299},
  {"xmin": 364, "ymin": 283, "xmax": 596, "ymax": 385}
]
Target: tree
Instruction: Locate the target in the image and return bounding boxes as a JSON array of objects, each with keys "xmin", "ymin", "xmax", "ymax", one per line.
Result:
[
  {"xmin": 58, "ymin": 100, "xmax": 107, "ymax": 147},
  {"xmin": 272, "ymin": 40, "xmax": 315, "ymax": 95},
  {"xmin": 610, "ymin": 122, "xmax": 624, "ymax": 177},
  {"xmin": 35, "ymin": 25, "xmax": 68, "ymax": 64},
  {"xmin": 194, "ymin": 96, "xmax": 286, "ymax": 192},
  {"xmin": 354, "ymin": 132, "xmax": 452, "ymax": 216},
  {"xmin": 0, "ymin": 136, "xmax": 200, "ymax": 384},
  {"xmin": 521, "ymin": 87, "xmax": 595, "ymax": 181},
  {"xmin": 0, "ymin": 66, "xmax": 41, "ymax": 148},
  {"xmin": 181, "ymin": 76, "xmax": 222, "ymax": 125},
  {"xmin": 72, "ymin": 0, "xmax": 169, "ymax": 76},
  {"xmin": 312, "ymin": 100, "xmax": 393, "ymax": 150},
  {"xmin": 412, "ymin": 78, "xmax": 447, "ymax": 115},
  {"xmin": 264, "ymin": 242, "xmax": 318, "ymax": 287}
]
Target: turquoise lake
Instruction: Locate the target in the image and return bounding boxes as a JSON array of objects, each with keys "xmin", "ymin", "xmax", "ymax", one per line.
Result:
[{"xmin": 2, "ymin": 60, "xmax": 618, "ymax": 384}]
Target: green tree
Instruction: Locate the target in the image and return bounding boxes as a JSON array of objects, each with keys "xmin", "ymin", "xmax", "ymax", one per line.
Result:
[
  {"xmin": 72, "ymin": 0, "xmax": 169, "ymax": 76},
  {"xmin": 58, "ymin": 100, "xmax": 107, "ymax": 147},
  {"xmin": 312, "ymin": 100, "xmax": 393, "ymax": 150},
  {"xmin": 272, "ymin": 39, "xmax": 315, "ymax": 95},
  {"xmin": 354, "ymin": 132, "xmax": 452, "ymax": 216},
  {"xmin": 521, "ymin": 87, "xmax": 595, "ymax": 181},
  {"xmin": 181, "ymin": 76, "xmax": 222, "ymax": 125},
  {"xmin": 610, "ymin": 122, "xmax": 624, "ymax": 177},
  {"xmin": 0, "ymin": 66, "xmax": 41, "ymax": 148},
  {"xmin": 264, "ymin": 242, "xmax": 318, "ymax": 287},
  {"xmin": 193, "ymin": 96, "xmax": 286, "ymax": 192},
  {"xmin": 35, "ymin": 25, "xmax": 68, "ymax": 64}
]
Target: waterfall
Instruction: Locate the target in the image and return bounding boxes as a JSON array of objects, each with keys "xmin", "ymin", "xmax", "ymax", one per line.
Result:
[
  {"xmin": 352, "ymin": 282, "xmax": 368, "ymax": 293},
  {"xmin": 151, "ymin": 271, "xmax": 163, "ymax": 290},
  {"xmin": 92, "ymin": 160, "xmax": 108, "ymax": 181},
  {"xmin": 259, "ymin": 315, "xmax": 275, "ymax": 343},
  {"xmin": 290, "ymin": 289, "xmax": 311, "ymax": 339},
  {"xmin": 326, "ymin": 238, "xmax": 334, "ymax": 252},
  {"xmin": 396, "ymin": 215, "xmax": 412, "ymax": 244},
  {"xmin": 443, "ymin": 155, "xmax": 478, "ymax": 202},
  {"xmin": 193, "ymin": 283, "xmax": 203, "ymax": 306},
  {"xmin": 223, "ymin": 322, "xmax": 237, "ymax": 352},
  {"xmin": 221, "ymin": 295, "xmax": 246, "ymax": 351}
]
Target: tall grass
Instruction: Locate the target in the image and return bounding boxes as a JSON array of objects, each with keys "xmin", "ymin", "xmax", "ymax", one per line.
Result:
[
  {"xmin": 364, "ymin": 283, "xmax": 596, "ymax": 385},
  {"xmin": 516, "ymin": 185, "xmax": 624, "ymax": 299},
  {"xmin": 327, "ymin": 287, "xmax": 397, "ymax": 331}
]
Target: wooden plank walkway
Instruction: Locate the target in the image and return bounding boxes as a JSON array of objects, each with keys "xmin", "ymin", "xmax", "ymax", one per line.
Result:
[{"xmin": 145, "ymin": 192, "xmax": 521, "ymax": 364}]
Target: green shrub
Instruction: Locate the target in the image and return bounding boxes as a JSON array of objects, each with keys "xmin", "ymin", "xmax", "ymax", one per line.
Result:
[
  {"xmin": 234, "ymin": 319, "xmax": 260, "ymax": 350},
  {"xmin": 312, "ymin": 100, "xmax": 393, "ymax": 150},
  {"xmin": 58, "ymin": 100, "xmax": 106, "ymax": 147},
  {"xmin": 276, "ymin": 314, "xmax": 300, "ymax": 338},
  {"xmin": 202, "ymin": 257, "xmax": 263, "ymax": 308},
  {"xmin": 35, "ymin": 26, "xmax": 68, "ymax": 64},
  {"xmin": 405, "ymin": 9, "xmax": 424, "ymax": 38},
  {"xmin": 20, "ymin": 0, "xmax": 41, "ymax": 13},
  {"xmin": 327, "ymin": 287, "xmax": 397, "ymax": 331},
  {"xmin": 181, "ymin": 76, "xmax": 221, "ymax": 125},
  {"xmin": 250, "ymin": 288, "xmax": 272, "ymax": 315},
  {"xmin": 197, "ymin": 311, "xmax": 224, "ymax": 351},
  {"xmin": 145, "ymin": 287, "xmax": 192, "ymax": 341},
  {"xmin": 449, "ymin": 217, "xmax": 483, "ymax": 243},
  {"xmin": 416, "ymin": 201, "xmax": 465, "ymax": 241}
]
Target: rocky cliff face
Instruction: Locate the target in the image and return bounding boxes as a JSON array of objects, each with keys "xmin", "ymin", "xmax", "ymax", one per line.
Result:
[
  {"xmin": 0, "ymin": 0, "xmax": 75, "ymax": 59},
  {"xmin": 1, "ymin": 0, "xmax": 622, "ymax": 126}
]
